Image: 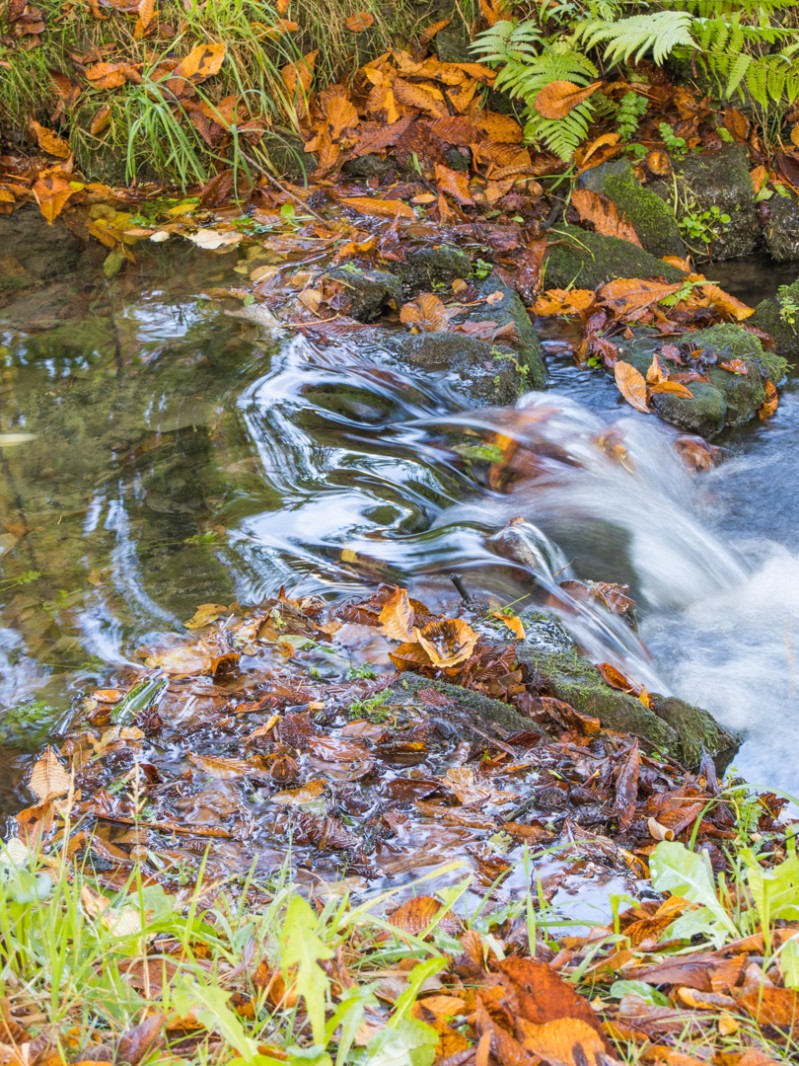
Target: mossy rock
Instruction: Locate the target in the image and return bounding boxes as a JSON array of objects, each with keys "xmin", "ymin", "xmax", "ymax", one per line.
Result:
[
  {"xmin": 388, "ymin": 331, "xmax": 536, "ymax": 407},
  {"xmin": 617, "ymin": 324, "xmax": 788, "ymax": 438},
  {"xmin": 762, "ymin": 193, "xmax": 799, "ymax": 262},
  {"xmin": 389, "ymin": 674, "xmax": 543, "ymax": 738},
  {"xmin": 480, "ymin": 608, "xmax": 739, "ymax": 770},
  {"xmin": 655, "ymin": 145, "xmax": 759, "ymax": 262},
  {"xmin": 578, "ymin": 159, "xmax": 686, "ymax": 259},
  {"xmin": 544, "ymin": 223, "xmax": 686, "ymax": 290},
  {"xmin": 751, "ymin": 277, "xmax": 799, "ymax": 357},
  {"xmin": 323, "ymin": 266, "xmax": 403, "ymax": 322},
  {"xmin": 396, "ymin": 245, "xmax": 472, "ymax": 296}
]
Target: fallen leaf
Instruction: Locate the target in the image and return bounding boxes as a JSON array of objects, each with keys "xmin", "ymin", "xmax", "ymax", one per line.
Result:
[
  {"xmin": 597, "ymin": 661, "xmax": 643, "ymax": 695},
  {"xmin": 599, "ymin": 278, "xmax": 682, "ymax": 320},
  {"xmin": 719, "ymin": 358, "xmax": 748, "ymax": 375},
  {"xmin": 29, "ymin": 747, "xmax": 70, "ymax": 802},
  {"xmin": 571, "ymin": 188, "xmax": 641, "ymax": 247},
  {"xmin": 759, "ymin": 378, "xmax": 779, "ymax": 421},
  {"xmin": 534, "ymin": 80, "xmax": 603, "ymax": 120},
  {"xmin": 388, "ymin": 896, "xmax": 441, "ymax": 934},
  {"xmin": 434, "ymin": 163, "xmax": 475, "ymax": 206},
  {"xmin": 85, "ymin": 62, "xmax": 128, "ymax": 89},
  {"xmin": 344, "ymin": 11, "xmax": 374, "ymax": 31},
  {"xmin": 649, "ymin": 380, "xmax": 694, "ymax": 398},
  {"xmin": 534, "ymin": 289, "xmax": 595, "ymax": 316},
  {"xmin": 492, "ymin": 610, "xmax": 525, "ymax": 639},
  {"xmin": 613, "ymin": 360, "xmax": 650, "ymax": 414},
  {"xmin": 29, "ymin": 121, "xmax": 70, "ymax": 159},
  {"xmin": 415, "ymin": 618, "xmax": 478, "ymax": 668},
  {"xmin": 400, "ymin": 293, "xmax": 451, "ymax": 332},
  {"xmin": 175, "ymin": 42, "xmax": 226, "ymax": 82},
  {"xmin": 379, "ymin": 586, "xmax": 416, "ymax": 641},
  {"xmin": 340, "ymin": 196, "xmax": 415, "ymax": 220}
]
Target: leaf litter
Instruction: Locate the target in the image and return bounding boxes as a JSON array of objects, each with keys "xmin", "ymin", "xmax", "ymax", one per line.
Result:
[{"xmin": 8, "ymin": 580, "xmax": 799, "ymax": 1064}]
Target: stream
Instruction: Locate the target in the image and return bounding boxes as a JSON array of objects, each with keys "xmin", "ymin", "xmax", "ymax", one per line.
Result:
[{"xmin": 1, "ymin": 235, "xmax": 797, "ymax": 812}]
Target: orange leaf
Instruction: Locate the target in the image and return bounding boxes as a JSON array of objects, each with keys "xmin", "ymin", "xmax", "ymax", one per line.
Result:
[
  {"xmin": 323, "ymin": 94, "xmax": 359, "ymax": 140},
  {"xmin": 85, "ymin": 62, "xmax": 128, "ymax": 89},
  {"xmin": 492, "ymin": 610, "xmax": 526, "ymax": 639},
  {"xmin": 281, "ymin": 50, "xmax": 317, "ymax": 98},
  {"xmin": 90, "ymin": 105, "xmax": 112, "ymax": 135},
  {"xmin": 598, "ymin": 278, "xmax": 682, "ymax": 320},
  {"xmin": 571, "ymin": 188, "xmax": 641, "ymax": 247},
  {"xmin": 646, "ymin": 149, "xmax": 671, "ymax": 176},
  {"xmin": 400, "ymin": 293, "xmax": 451, "ymax": 333},
  {"xmin": 420, "ymin": 16, "xmax": 452, "ymax": 45},
  {"xmin": 32, "ymin": 173, "xmax": 75, "ymax": 224},
  {"xmin": 613, "ymin": 360, "xmax": 650, "ymax": 414},
  {"xmin": 388, "ymin": 896, "xmax": 441, "ymax": 934},
  {"xmin": 645, "ymin": 354, "xmax": 668, "ymax": 384},
  {"xmin": 434, "ymin": 163, "xmax": 475, "ymax": 206},
  {"xmin": 137, "ymin": 0, "xmax": 155, "ymax": 29},
  {"xmin": 344, "ymin": 11, "xmax": 374, "ymax": 31},
  {"xmin": 174, "ymin": 42, "xmax": 226, "ymax": 82},
  {"xmin": 649, "ymin": 380, "xmax": 694, "ymax": 398},
  {"xmin": 597, "ymin": 662, "xmax": 644, "ymax": 697},
  {"xmin": 759, "ymin": 378, "xmax": 779, "ymax": 421},
  {"xmin": 518, "ymin": 1017, "xmax": 608, "ymax": 1066},
  {"xmin": 534, "ymin": 80, "xmax": 602, "ymax": 120},
  {"xmin": 29, "ymin": 121, "xmax": 70, "ymax": 159},
  {"xmin": 675, "ymin": 436, "xmax": 718, "ymax": 471},
  {"xmin": 415, "ymin": 618, "xmax": 477, "ymax": 668},
  {"xmin": 534, "ymin": 288, "xmax": 595, "ymax": 316},
  {"xmin": 698, "ymin": 281, "xmax": 754, "ymax": 321},
  {"xmin": 719, "ymin": 358, "xmax": 748, "ymax": 375},
  {"xmin": 340, "ymin": 196, "xmax": 415, "ymax": 219},
  {"xmin": 379, "ymin": 586, "xmax": 415, "ymax": 642}
]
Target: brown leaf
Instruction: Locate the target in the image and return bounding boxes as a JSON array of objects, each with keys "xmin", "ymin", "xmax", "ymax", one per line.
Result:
[
  {"xmin": 613, "ymin": 360, "xmax": 650, "ymax": 414},
  {"xmin": 379, "ymin": 586, "xmax": 415, "ymax": 641},
  {"xmin": 719, "ymin": 360, "xmax": 749, "ymax": 375},
  {"xmin": 598, "ymin": 278, "xmax": 682, "ymax": 320},
  {"xmin": 517, "ymin": 1017, "xmax": 611, "ymax": 1066},
  {"xmin": 388, "ymin": 896, "xmax": 441, "ymax": 934},
  {"xmin": 434, "ymin": 163, "xmax": 475, "ymax": 206},
  {"xmin": 340, "ymin": 196, "xmax": 415, "ymax": 220},
  {"xmin": 415, "ymin": 618, "xmax": 478, "ymax": 668},
  {"xmin": 596, "ymin": 661, "xmax": 642, "ymax": 695},
  {"xmin": 646, "ymin": 149, "xmax": 671, "ymax": 176},
  {"xmin": 29, "ymin": 746, "xmax": 70, "ymax": 802},
  {"xmin": 90, "ymin": 105, "xmax": 112, "ymax": 135},
  {"xmin": 534, "ymin": 80, "xmax": 602, "ymax": 120},
  {"xmin": 282, "ymin": 50, "xmax": 317, "ymax": 100},
  {"xmin": 117, "ymin": 1013, "xmax": 165, "ymax": 1066},
  {"xmin": 499, "ymin": 958, "xmax": 610, "ymax": 1048},
  {"xmin": 615, "ymin": 739, "xmax": 639, "ymax": 830},
  {"xmin": 571, "ymin": 188, "xmax": 641, "ymax": 247},
  {"xmin": 400, "ymin": 293, "xmax": 451, "ymax": 332},
  {"xmin": 675, "ymin": 436, "xmax": 718, "ymax": 472},
  {"xmin": 29, "ymin": 121, "xmax": 70, "ymax": 158},
  {"xmin": 175, "ymin": 43, "xmax": 226, "ymax": 82},
  {"xmin": 759, "ymin": 378, "xmax": 779, "ymax": 421},
  {"xmin": 137, "ymin": 0, "xmax": 155, "ymax": 29},
  {"xmin": 344, "ymin": 11, "xmax": 374, "ymax": 31},
  {"xmin": 699, "ymin": 281, "xmax": 754, "ymax": 321}
]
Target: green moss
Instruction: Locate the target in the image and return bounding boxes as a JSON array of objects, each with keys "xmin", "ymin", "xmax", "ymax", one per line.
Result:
[
  {"xmin": 579, "ymin": 159, "xmax": 685, "ymax": 259},
  {"xmin": 544, "ymin": 223, "xmax": 686, "ymax": 290},
  {"xmin": 752, "ymin": 278, "xmax": 799, "ymax": 358}
]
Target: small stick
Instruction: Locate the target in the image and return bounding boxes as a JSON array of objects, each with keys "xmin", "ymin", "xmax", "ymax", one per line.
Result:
[
  {"xmin": 87, "ymin": 809, "xmax": 234, "ymax": 839},
  {"xmin": 238, "ymin": 147, "xmax": 328, "ymax": 225},
  {"xmin": 449, "ymin": 572, "xmax": 472, "ymax": 605}
]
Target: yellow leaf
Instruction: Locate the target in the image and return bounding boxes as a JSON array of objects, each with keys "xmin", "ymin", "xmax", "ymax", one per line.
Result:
[
  {"xmin": 614, "ymin": 360, "xmax": 650, "ymax": 414},
  {"xmin": 415, "ymin": 618, "xmax": 477, "ymax": 668},
  {"xmin": 379, "ymin": 586, "xmax": 415, "ymax": 642},
  {"xmin": 29, "ymin": 121, "xmax": 70, "ymax": 159},
  {"xmin": 534, "ymin": 79, "xmax": 602, "ymax": 120},
  {"xmin": 29, "ymin": 747, "xmax": 70, "ymax": 802},
  {"xmin": 32, "ymin": 173, "xmax": 75, "ymax": 224},
  {"xmin": 175, "ymin": 42, "xmax": 226, "ymax": 82}
]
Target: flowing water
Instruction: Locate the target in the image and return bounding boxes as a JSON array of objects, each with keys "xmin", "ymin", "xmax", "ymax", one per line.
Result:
[{"xmin": 1, "ymin": 238, "xmax": 798, "ymax": 810}]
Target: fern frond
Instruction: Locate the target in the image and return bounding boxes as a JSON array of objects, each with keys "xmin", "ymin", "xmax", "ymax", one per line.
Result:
[{"xmin": 576, "ymin": 11, "xmax": 694, "ymax": 66}]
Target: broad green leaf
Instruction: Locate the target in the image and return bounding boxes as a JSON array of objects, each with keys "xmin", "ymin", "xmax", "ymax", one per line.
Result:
[
  {"xmin": 609, "ymin": 979, "xmax": 668, "ymax": 1006},
  {"xmin": 744, "ymin": 843, "xmax": 799, "ymax": 943},
  {"xmin": 280, "ymin": 896, "xmax": 334, "ymax": 1046},
  {"xmin": 780, "ymin": 935, "xmax": 799, "ymax": 990},
  {"xmin": 650, "ymin": 841, "xmax": 738, "ymax": 939},
  {"xmin": 366, "ymin": 1017, "xmax": 438, "ymax": 1066}
]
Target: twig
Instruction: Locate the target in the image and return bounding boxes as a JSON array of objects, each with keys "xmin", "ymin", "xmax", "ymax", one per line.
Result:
[
  {"xmin": 87, "ymin": 808, "xmax": 234, "ymax": 839},
  {"xmin": 238, "ymin": 147, "xmax": 327, "ymax": 224}
]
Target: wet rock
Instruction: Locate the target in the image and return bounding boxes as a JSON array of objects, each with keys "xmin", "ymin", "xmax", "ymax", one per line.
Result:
[
  {"xmin": 617, "ymin": 324, "xmax": 788, "ymax": 438},
  {"xmin": 397, "ymin": 244, "xmax": 472, "ymax": 295},
  {"xmin": 341, "ymin": 154, "xmax": 395, "ymax": 181},
  {"xmin": 578, "ymin": 158, "xmax": 686, "ymax": 259},
  {"xmin": 323, "ymin": 265, "xmax": 402, "ymax": 321},
  {"xmin": 751, "ymin": 277, "xmax": 799, "ymax": 357},
  {"xmin": 431, "ymin": 13, "xmax": 473, "ymax": 64},
  {"xmin": 390, "ymin": 673, "xmax": 543, "ymax": 738},
  {"xmin": 3, "ymin": 206, "xmax": 84, "ymax": 281},
  {"xmin": 762, "ymin": 192, "xmax": 799, "ymax": 262},
  {"xmin": 504, "ymin": 610, "xmax": 739, "ymax": 771},
  {"xmin": 656, "ymin": 145, "xmax": 759, "ymax": 261},
  {"xmin": 388, "ymin": 331, "xmax": 533, "ymax": 406},
  {"xmin": 545, "ymin": 223, "xmax": 686, "ymax": 290}
]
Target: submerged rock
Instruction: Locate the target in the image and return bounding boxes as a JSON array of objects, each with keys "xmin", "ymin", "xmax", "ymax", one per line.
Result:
[
  {"xmin": 2, "ymin": 206, "xmax": 84, "ymax": 283},
  {"xmin": 578, "ymin": 158, "xmax": 686, "ymax": 259},
  {"xmin": 545, "ymin": 223, "xmax": 686, "ymax": 290},
  {"xmin": 396, "ymin": 244, "xmax": 472, "ymax": 295},
  {"xmin": 751, "ymin": 277, "xmax": 799, "ymax": 357},
  {"xmin": 617, "ymin": 324, "xmax": 787, "ymax": 438}
]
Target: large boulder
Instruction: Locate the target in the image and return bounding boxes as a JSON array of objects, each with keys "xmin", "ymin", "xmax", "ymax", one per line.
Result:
[
  {"xmin": 545, "ymin": 223, "xmax": 686, "ymax": 290},
  {"xmin": 655, "ymin": 145, "xmax": 759, "ymax": 261},
  {"xmin": 578, "ymin": 158, "xmax": 686, "ymax": 259},
  {"xmin": 761, "ymin": 192, "xmax": 799, "ymax": 262},
  {"xmin": 617, "ymin": 324, "xmax": 787, "ymax": 438},
  {"xmin": 751, "ymin": 277, "xmax": 799, "ymax": 357}
]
